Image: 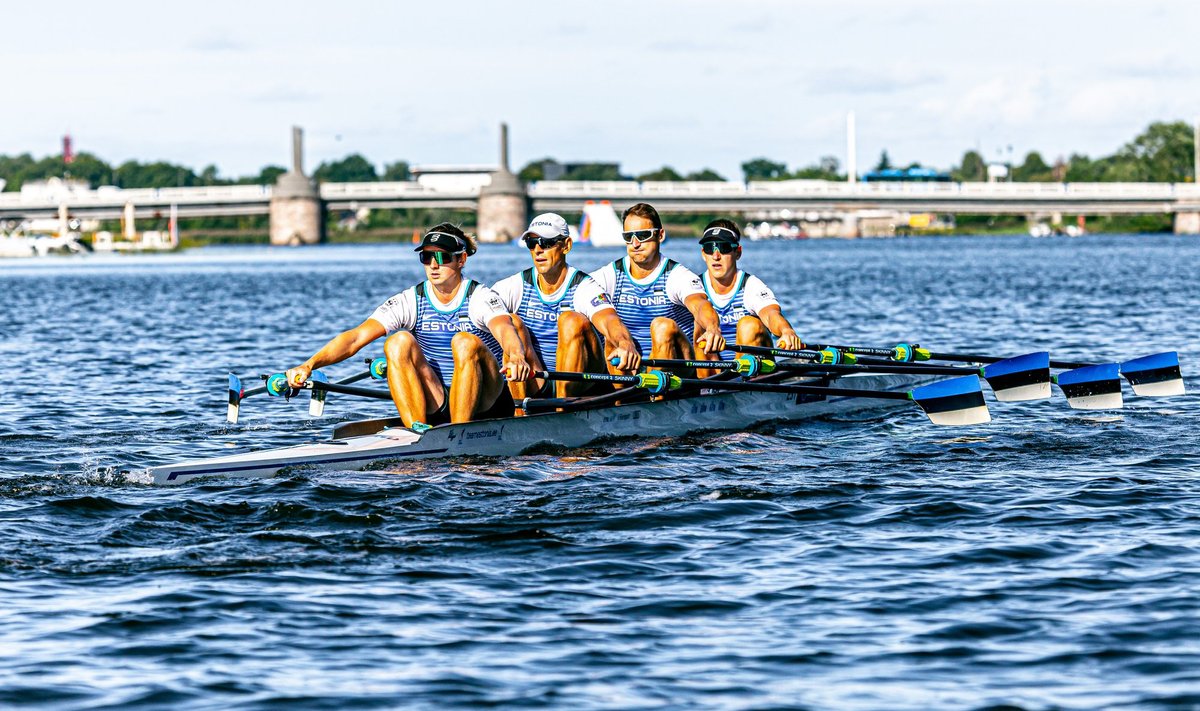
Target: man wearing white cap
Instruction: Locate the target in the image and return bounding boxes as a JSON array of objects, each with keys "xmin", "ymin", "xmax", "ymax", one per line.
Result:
[{"xmin": 492, "ymin": 213, "xmax": 641, "ymax": 398}]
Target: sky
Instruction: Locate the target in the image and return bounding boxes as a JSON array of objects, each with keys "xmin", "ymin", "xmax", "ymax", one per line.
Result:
[{"xmin": 3, "ymin": 0, "xmax": 1198, "ymax": 181}]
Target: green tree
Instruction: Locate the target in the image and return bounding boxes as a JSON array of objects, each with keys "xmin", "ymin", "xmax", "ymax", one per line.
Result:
[
  {"xmin": 313, "ymin": 154, "xmax": 378, "ymax": 183},
  {"xmin": 381, "ymin": 160, "xmax": 410, "ymax": 181},
  {"xmin": 1013, "ymin": 151, "xmax": 1053, "ymax": 182},
  {"xmin": 685, "ymin": 168, "xmax": 725, "ymax": 181},
  {"xmin": 1111, "ymin": 121, "xmax": 1195, "ymax": 182},
  {"xmin": 792, "ymin": 155, "xmax": 841, "ymax": 180},
  {"xmin": 741, "ymin": 157, "xmax": 788, "ymax": 181},
  {"xmin": 114, "ymin": 160, "xmax": 199, "ymax": 188},
  {"xmin": 874, "ymin": 150, "xmax": 892, "ymax": 171},
  {"xmin": 236, "ymin": 165, "xmax": 287, "ymax": 185},
  {"xmin": 637, "ymin": 166, "xmax": 684, "ymax": 181},
  {"xmin": 952, "ymin": 150, "xmax": 987, "ymax": 182},
  {"xmin": 517, "ymin": 159, "xmax": 548, "ymax": 182},
  {"xmin": 563, "ymin": 163, "xmax": 625, "ymax": 181}
]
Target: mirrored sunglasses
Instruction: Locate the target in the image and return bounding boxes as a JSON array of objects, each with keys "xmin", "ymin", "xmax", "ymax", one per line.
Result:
[
  {"xmin": 702, "ymin": 241, "xmax": 737, "ymax": 255},
  {"xmin": 621, "ymin": 228, "xmax": 660, "ymax": 244},
  {"xmin": 418, "ymin": 251, "xmax": 457, "ymax": 265},
  {"xmin": 523, "ymin": 235, "xmax": 566, "ymax": 250}
]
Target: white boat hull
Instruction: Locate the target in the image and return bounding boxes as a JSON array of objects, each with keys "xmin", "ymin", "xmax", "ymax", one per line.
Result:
[{"xmin": 150, "ymin": 372, "xmax": 934, "ymax": 485}]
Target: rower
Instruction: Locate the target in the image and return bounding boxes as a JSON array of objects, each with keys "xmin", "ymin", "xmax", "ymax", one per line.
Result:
[
  {"xmin": 695, "ymin": 219, "xmax": 803, "ymax": 377},
  {"xmin": 283, "ymin": 223, "xmax": 531, "ymax": 429},
  {"xmin": 589, "ymin": 202, "xmax": 726, "ymax": 372},
  {"xmin": 492, "ymin": 213, "xmax": 641, "ymax": 399}
]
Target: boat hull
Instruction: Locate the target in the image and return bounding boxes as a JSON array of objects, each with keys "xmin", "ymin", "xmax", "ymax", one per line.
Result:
[{"xmin": 150, "ymin": 372, "xmax": 932, "ymax": 485}]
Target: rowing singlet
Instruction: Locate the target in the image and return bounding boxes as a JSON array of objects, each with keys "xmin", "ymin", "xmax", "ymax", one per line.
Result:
[
  {"xmin": 491, "ymin": 267, "xmax": 613, "ymax": 371},
  {"xmin": 590, "ymin": 257, "xmax": 704, "ymax": 355},
  {"xmin": 369, "ymin": 279, "xmax": 508, "ymax": 388},
  {"xmin": 702, "ymin": 270, "xmax": 781, "ymax": 360}
]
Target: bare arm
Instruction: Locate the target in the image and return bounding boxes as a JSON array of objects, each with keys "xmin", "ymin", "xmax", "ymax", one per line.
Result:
[
  {"xmin": 591, "ymin": 308, "xmax": 641, "ymax": 371},
  {"xmin": 487, "ymin": 314, "xmax": 532, "ymax": 381},
  {"xmin": 684, "ymin": 293, "xmax": 727, "ymax": 356},
  {"xmin": 285, "ymin": 319, "xmax": 387, "ymax": 386},
  {"xmin": 757, "ymin": 304, "xmax": 803, "ymax": 350}
]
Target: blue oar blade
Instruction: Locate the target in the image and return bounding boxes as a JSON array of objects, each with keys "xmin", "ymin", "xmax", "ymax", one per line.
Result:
[
  {"xmin": 227, "ymin": 374, "xmax": 244, "ymax": 424},
  {"xmin": 910, "ymin": 375, "xmax": 991, "ymax": 426},
  {"xmin": 1120, "ymin": 352, "xmax": 1185, "ymax": 397},
  {"xmin": 982, "ymin": 351, "xmax": 1051, "ymax": 402},
  {"xmin": 309, "ymin": 370, "xmax": 329, "ymax": 417},
  {"xmin": 1055, "ymin": 363, "xmax": 1123, "ymax": 409}
]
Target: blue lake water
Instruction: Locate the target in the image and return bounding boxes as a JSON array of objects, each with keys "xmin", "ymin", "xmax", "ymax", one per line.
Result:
[{"xmin": 1, "ymin": 234, "xmax": 1198, "ymax": 709}]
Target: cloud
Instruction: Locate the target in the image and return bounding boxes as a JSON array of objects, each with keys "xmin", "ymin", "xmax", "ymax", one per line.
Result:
[
  {"xmin": 804, "ymin": 67, "xmax": 943, "ymax": 95},
  {"xmin": 247, "ymin": 86, "xmax": 321, "ymax": 104},
  {"xmin": 187, "ymin": 33, "xmax": 249, "ymax": 53}
]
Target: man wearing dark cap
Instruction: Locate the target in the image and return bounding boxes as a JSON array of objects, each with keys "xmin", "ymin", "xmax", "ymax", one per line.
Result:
[
  {"xmin": 696, "ymin": 219, "xmax": 803, "ymax": 374},
  {"xmin": 284, "ymin": 223, "xmax": 531, "ymax": 430},
  {"xmin": 493, "ymin": 213, "xmax": 641, "ymax": 399}
]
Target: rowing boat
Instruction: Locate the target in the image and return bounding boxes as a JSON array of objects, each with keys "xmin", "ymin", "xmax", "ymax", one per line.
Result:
[{"xmin": 149, "ymin": 370, "xmax": 939, "ymax": 486}]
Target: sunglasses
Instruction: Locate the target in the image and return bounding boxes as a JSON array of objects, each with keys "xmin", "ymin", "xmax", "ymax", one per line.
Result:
[
  {"xmin": 702, "ymin": 241, "xmax": 737, "ymax": 255},
  {"xmin": 523, "ymin": 235, "xmax": 566, "ymax": 250},
  {"xmin": 418, "ymin": 251, "xmax": 458, "ymax": 265},
  {"xmin": 621, "ymin": 228, "xmax": 660, "ymax": 244}
]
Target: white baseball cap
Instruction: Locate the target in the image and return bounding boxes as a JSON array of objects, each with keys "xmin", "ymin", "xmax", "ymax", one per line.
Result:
[{"xmin": 522, "ymin": 213, "xmax": 570, "ymax": 240}]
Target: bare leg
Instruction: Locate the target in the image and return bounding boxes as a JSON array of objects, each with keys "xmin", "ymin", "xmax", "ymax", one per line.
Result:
[
  {"xmin": 651, "ymin": 317, "xmax": 693, "ymax": 361},
  {"xmin": 505, "ymin": 314, "xmax": 545, "ymax": 402},
  {"xmin": 448, "ymin": 332, "xmax": 504, "ymax": 423},
  {"xmin": 556, "ymin": 311, "xmax": 605, "ymax": 397},
  {"xmin": 384, "ymin": 331, "xmax": 445, "ymax": 427},
  {"xmin": 736, "ymin": 315, "xmax": 772, "ymax": 352}
]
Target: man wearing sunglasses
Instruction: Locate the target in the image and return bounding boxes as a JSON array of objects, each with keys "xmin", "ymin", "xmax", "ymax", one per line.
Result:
[
  {"xmin": 695, "ymin": 219, "xmax": 802, "ymax": 375},
  {"xmin": 492, "ymin": 213, "xmax": 641, "ymax": 399},
  {"xmin": 283, "ymin": 223, "xmax": 531, "ymax": 430},
  {"xmin": 589, "ymin": 202, "xmax": 726, "ymax": 369}
]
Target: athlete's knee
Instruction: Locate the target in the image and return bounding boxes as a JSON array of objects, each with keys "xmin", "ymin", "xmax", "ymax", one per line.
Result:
[
  {"xmin": 737, "ymin": 315, "xmax": 768, "ymax": 341},
  {"xmin": 451, "ymin": 331, "xmax": 485, "ymax": 359},
  {"xmin": 650, "ymin": 317, "xmax": 680, "ymax": 341},
  {"xmin": 558, "ymin": 311, "xmax": 589, "ymax": 340},
  {"xmin": 384, "ymin": 331, "xmax": 418, "ymax": 360}
]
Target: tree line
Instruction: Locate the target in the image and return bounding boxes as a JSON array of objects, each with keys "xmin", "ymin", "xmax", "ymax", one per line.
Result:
[{"xmin": 1, "ymin": 120, "xmax": 1193, "ymax": 192}]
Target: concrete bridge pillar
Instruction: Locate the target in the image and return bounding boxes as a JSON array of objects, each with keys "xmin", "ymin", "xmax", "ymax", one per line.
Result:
[
  {"xmin": 476, "ymin": 122, "xmax": 528, "ymax": 244},
  {"xmin": 837, "ymin": 211, "xmax": 859, "ymax": 238},
  {"xmin": 1175, "ymin": 211, "xmax": 1200, "ymax": 235},
  {"xmin": 269, "ymin": 126, "xmax": 324, "ymax": 246}
]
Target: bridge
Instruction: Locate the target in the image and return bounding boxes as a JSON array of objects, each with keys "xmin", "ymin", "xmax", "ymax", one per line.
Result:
[
  {"xmin": 3, "ymin": 125, "xmax": 1198, "ymax": 238},
  {"xmin": 4, "ymin": 179, "xmax": 1198, "ymax": 224}
]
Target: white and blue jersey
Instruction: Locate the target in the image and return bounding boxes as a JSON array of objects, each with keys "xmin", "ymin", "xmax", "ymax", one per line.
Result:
[
  {"xmin": 590, "ymin": 257, "xmax": 704, "ymax": 355},
  {"xmin": 369, "ymin": 279, "xmax": 509, "ymax": 388},
  {"xmin": 491, "ymin": 267, "xmax": 614, "ymax": 371},
  {"xmin": 702, "ymin": 270, "xmax": 780, "ymax": 360}
]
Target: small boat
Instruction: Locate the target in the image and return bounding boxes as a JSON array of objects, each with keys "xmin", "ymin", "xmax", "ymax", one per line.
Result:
[{"xmin": 149, "ymin": 370, "xmax": 938, "ymax": 486}]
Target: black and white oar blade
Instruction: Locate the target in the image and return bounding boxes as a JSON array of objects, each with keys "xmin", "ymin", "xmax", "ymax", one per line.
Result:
[
  {"xmin": 910, "ymin": 375, "xmax": 991, "ymax": 425},
  {"xmin": 309, "ymin": 370, "xmax": 329, "ymax": 417},
  {"xmin": 1055, "ymin": 363, "xmax": 1123, "ymax": 409},
  {"xmin": 1121, "ymin": 352, "xmax": 1185, "ymax": 397},
  {"xmin": 982, "ymin": 351, "xmax": 1051, "ymax": 402},
  {"xmin": 227, "ymin": 374, "xmax": 244, "ymax": 424}
]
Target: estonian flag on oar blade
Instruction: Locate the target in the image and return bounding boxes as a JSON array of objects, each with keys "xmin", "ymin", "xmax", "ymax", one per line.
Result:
[
  {"xmin": 1055, "ymin": 363, "xmax": 1123, "ymax": 410},
  {"xmin": 981, "ymin": 351, "xmax": 1052, "ymax": 402},
  {"xmin": 1120, "ymin": 352, "xmax": 1185, "ymax": 397},
  {"xmin": 910, "ymin": 375, "xmax": 991, "ymax": 426}
]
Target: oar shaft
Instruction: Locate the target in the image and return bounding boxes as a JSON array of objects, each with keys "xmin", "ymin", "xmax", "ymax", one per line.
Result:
[
  {"xmin": 926, "ymin": 351, "xmax": 1088, "ymax": 369},
  {"xmin": 671, "ymin": 376, "xmax": 912, "ymax": 401},
  {"xmin": 735, "ymin": 344, "xmax": 842, "ymax": 362}
]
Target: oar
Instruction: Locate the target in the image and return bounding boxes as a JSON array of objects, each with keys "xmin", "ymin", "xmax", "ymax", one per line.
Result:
[
  {"xmin": 227, "ymin": 368, "xmax": 375, "ymax": 423},
  {"xmin": 732, "ymin": 344, "xmax": 858, "ymax": 365},
  {"xmin": 261, "ymin": 372, "xmax": 393, "ymax": 402},
  {"xmin": 541, "ymin": 370, "xmax": 990, "ymax": 426},
  {"xmin": 800, "ymin": 341, "xmax": 930, "ymax": 362},
  {"xmin": 920, "ymin": 349, "xmax": 1185, "ymax": 404},
  {"xmin": 663, "ymin": 351, "xmax": 1051, "ymax": 402}
]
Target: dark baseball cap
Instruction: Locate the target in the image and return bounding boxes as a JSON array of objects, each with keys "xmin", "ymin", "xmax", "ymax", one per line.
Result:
[
  {"xmin": 413, "ymin": 230, "xmax": 474, "ymax": 255},
  {"xmin": 698, "ymin": 226, "xmax": 741, "ymax": 245}
]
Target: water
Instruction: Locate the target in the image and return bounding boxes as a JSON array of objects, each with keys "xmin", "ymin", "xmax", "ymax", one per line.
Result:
[{"xmin": 1, "ymin": 235, "xmax": 1198, "ymax": 709}]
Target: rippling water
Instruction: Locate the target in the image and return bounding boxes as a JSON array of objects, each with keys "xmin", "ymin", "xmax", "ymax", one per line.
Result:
[{"xmin": 1, "ymin": 235, "xmax": 1198, "ymax": 709}]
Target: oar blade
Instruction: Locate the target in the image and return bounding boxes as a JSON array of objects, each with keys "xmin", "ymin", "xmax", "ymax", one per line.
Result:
[
  {"xmin": 982, "ymin": 351, "xmax": 1051, "ymax": 402},
  {"xmin": 910, "ymin": 375, "xmax": 991, "ymax": 426},
  {"xmin": 227, "ymin": 373, "xmax": 244, "ymax": 424},
  {"xmin": 1055, "ymin": 363, "xmax": 1123, "ymax": 409},
  {"xmin": 308, "ymin": 371, "xmax": 329, "ymax": 417},
  {"xmin": 1121, "ymin": 352, "xmax": 1185, "ymax": 397}
]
